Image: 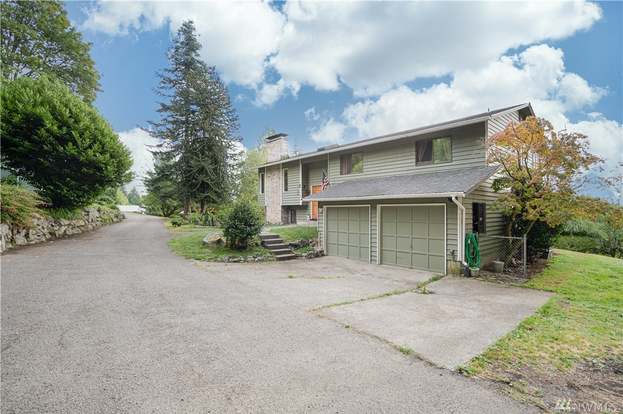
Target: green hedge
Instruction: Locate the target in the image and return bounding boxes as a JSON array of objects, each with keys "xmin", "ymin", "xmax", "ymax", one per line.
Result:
[{"xmin": 553, "ymin": 235, "xmax": 600, "ymax": 254}]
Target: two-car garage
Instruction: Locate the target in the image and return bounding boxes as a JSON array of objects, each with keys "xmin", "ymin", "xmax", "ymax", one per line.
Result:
[{"xmin": 323, "ymin": 204, "xmax": 446, "ymax": 273}]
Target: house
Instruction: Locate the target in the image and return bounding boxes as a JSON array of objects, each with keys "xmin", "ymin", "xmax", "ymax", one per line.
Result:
[{"xmin": 257, "ymin": 103, "xmax": 534, "ymax": 274}]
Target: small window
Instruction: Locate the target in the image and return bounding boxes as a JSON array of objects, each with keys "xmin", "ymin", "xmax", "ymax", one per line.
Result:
[
  {"xmin": 416, "ymin": 137, "xmax": 452, "ymax": 165},
  {"xmin": 259, "ymin": 173, "xmax": 265, "ymax": 194},
  {"xmin": 340, "ymin": 152, "xmax": 364, "ymax": 175},
  {"xmin": 472, "ymin": 202, "xmax": 486, "ymax": 234},
  {"xmin": 283, "ymin": 168, "xmax": 288, "ymax": 192}
]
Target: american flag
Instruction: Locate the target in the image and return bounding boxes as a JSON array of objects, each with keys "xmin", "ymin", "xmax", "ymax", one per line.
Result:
[{"xmin": 320, "ymin": 171, "xmax": 330, "ymax": 191}]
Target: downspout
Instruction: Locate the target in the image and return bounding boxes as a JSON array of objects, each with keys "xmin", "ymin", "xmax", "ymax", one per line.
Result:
[{"xmin": 451, "ymin": 196, "xmax": 466, "ymax": 265}]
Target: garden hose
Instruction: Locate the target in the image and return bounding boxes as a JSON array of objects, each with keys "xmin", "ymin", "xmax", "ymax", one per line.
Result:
[{"xmin": 465, "ymin": 233, "xmax": 481, "ymax": 269}]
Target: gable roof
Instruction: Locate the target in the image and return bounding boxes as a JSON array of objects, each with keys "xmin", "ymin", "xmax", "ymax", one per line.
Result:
[
  {"xmin": 261, "ymin": 103, "xmax": 533, "ymax": 168},
  {"xmin": 303, "ymin": 165, "xmax": 500, "ymax": 202}
]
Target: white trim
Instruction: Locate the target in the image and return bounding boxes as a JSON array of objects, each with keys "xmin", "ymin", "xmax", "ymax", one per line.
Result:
[
  {"xmin": 323, "ymin": 205, "xmax": 371, "ymax": 263},
  {"xmin": 260, "ymin": 104, "xmax": 531, "ymax": 168},
  {"xmin": 307, "ymin": 192, "xmax": 463, "ymax": 202},
  {"xmin": 451, "ymin": 196, "xmax": 466, "ymax": 263},
  {"xmin": 377, "ymin": 203, "xmax": 447, "ymax": 275},
  {"xmin": 299, "ymin": 159, "xmax": 303, "ymax": 205}
]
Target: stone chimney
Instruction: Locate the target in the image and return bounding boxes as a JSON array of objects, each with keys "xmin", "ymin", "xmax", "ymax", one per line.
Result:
[{"xmin": 263, "ymin": 133, "xmax": 289, "ymax": 163}]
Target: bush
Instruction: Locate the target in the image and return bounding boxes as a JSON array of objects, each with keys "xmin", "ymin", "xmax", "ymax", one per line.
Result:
[
  {"xmin": 221, "ymin": 201, "xmax": 263, "ymax": 250},
  {"xmin": 510, "ymin": 218, "xmax": 559, "ymax": 261},
  {"xmin": 170, "ymin": 216, "xmax": 184, "ymax": 227},
  {"xmin": 1, "ymin": 77, "xmax": 132, "ymax": 208},
  {"xmin": 0, "ymin": 183, "xmax": 43, "ymax": 228},
  {"xmin": 553, "ymin": 235, "xmax": 600, "ymax": 254}
]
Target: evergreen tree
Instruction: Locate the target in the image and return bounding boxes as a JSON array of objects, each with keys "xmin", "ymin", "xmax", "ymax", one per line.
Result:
[
  {"xmin": 143, "ymin": 153, "xmax": 181, "ymax": 217},
  {"xmin": 127, "ymin": 187, "xmax": 142, "ymax": 205},
  {"xmin": 149, "ymin": 20, "xmax": 239, "ymax": 213},
  {"xmin": 1, "ymin": 0, "xmax": 100, "ymax": 102}
]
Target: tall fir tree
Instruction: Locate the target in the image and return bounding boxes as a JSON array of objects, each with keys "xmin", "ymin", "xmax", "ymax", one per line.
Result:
[{"xmin": 149, "ymin": 20, "xmax": 239, "ymax": 212}]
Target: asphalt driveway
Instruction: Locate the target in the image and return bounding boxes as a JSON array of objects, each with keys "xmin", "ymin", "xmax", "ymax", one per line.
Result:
[{"xmin": 2, "ymin": 214, "xmax": 540, "ymax": 413}]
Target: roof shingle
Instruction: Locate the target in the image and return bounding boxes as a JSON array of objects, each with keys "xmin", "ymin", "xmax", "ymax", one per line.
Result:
[{"xmin": 305, "ymin": 165, "xmax": 500, "ymax": 201}]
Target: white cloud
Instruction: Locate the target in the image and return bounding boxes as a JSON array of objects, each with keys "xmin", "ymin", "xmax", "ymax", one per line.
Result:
[
  {"xmin": 308, "ymin": 44, "xmax": 621, "ymax": 178},
  {"xmin": 83, "ymin": 1, "xmax": 601, "ymax": 101},
  {"xmin": 83, "ymin": 1, "xmax": 285, "ymax": 87},
  {"xmin": 272, "ymin": 1, "xmax": 601, "ymax": 96},
  {"xmin": 309, "ymin": 118, "xmax": 347, "ymax": 144},
  {"xmin": 118, "ymin": 128, "xmax": 159, "ymax": 193}
]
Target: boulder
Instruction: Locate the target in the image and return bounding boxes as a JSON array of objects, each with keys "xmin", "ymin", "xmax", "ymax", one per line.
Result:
[{"xmin": 202, "ymin": 233, "xmax": 225, "ymax": 246}]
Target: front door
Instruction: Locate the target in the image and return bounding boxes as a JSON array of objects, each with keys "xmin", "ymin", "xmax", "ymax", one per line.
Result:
[{"xmin": 310, "ymin": 185, "xmax": 322, "ymax": 220}]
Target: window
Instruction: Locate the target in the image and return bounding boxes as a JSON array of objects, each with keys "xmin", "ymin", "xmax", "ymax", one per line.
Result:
[
  {"xmin": 283, "ymin": 168, "xmax": 288, "ymax": 192},
  {"xmin": 472, "ymin": 202, "xmax": 487, "ymax": 234},
  {"xmin": 340, "ymin": 152, "xmax": 364, "ymax": 175},
  {"xmin": 416, "ymin": 137, "xmax": 452, "ymax": 165},
  {"xmin": 259, "ymin": 173, "xmax": 265, "ymax": 194}
]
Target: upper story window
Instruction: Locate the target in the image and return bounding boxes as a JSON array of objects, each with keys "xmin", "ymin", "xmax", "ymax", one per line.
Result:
[
  {"xmin": 283, "ymin": 168, "xmax": 289, "ymax": 192},
  {"xmin": 340, "ymin": 152, "xmax": 363, "ymax": 175},
  {"xmin": 472, "ymin": 202, "xmax": 487, "ymax": 234},
  {"xmin": 416, "ymin": 137, "xmax": 452, "ymax": 165},
  {"xmin": 259, "ymin": 172, "xmax": 265, "ymax": 194}
]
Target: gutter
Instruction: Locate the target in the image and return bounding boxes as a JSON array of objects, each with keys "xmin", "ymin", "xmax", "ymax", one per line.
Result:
[
  {"xmin": 303, "ymin": 192, "xmax": 465, "ymax": 202},
  {"xmin": 451, "ymin": 196, "xmax": 466, "ymax": 265}
]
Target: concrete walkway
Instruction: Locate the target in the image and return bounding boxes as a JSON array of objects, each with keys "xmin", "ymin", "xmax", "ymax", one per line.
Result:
[{"xmin": 1, "ymin": 214, "xmax": 538, "ymax": 413}]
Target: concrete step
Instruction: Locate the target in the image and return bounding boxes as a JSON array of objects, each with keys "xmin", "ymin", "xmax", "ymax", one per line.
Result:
[
  {"xmin": 270, "ymin": 248, "xmax": 293, "ymax": 254},
  {"xmin": 265, "ymin": 243, "xmax": 288, "ymax": 250},
  {"xmin": 275, "ymin": 253, "xmax": 297, "ymax": 261},
  {"xmin": 260, "ymin": 234, "xmax": 280, "ymax": 241}
]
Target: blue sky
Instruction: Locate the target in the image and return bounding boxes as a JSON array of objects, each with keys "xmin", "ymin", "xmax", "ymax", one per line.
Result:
[{"xmin": 65, "ymin": 1, "xmax": 622, "ymax": 196}]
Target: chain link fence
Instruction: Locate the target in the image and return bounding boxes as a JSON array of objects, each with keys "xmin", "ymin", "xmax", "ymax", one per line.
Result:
[{"xmin": 477, "ymin": 234, "xmax": 527, "ymax": 278}]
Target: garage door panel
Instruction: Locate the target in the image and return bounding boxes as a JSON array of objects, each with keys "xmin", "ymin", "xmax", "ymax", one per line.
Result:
[
  {"xmin": 382, "ymin": 249, "xmax": 396, "ymax": 265},
  {"xmin": 428, "ymin": 255, "xmax": 445, "ymax": 273},
  {"xmin": 396, "ymin": 236, "xmax": 411, "ymax": 251},
  {"xmin": 412, "ymin": 237, "xmax": 428, "ymax": 253},
  {"xmin": 382, "ymin": 235, "xmax": 396, "ymax": 250},
  {"xmin": 359, "ymin": 234, "xmax": 369, "ymax": 247},
  {"xmin": 429, "ymin": 239, "xmax": 444, "ymax": 253},
  {"xmin": 412, "ymin": 253, "xmax": 428, "ymax": 269},
  {"xmin": 429, "ymin": 222, "xmax": 444, "ymax": 238},
  {"xmin": 381, "ymin": 205, "xmax": 445, "ymax": 273}
]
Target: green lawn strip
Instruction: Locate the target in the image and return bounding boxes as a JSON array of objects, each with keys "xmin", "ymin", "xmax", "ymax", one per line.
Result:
[
  {"xmin": 167, "ymin": 225, "xmax": 270, "ymax": 261},
  {"xmin": 265, "ymin": 225, "xmax": 318, "ymax": 242},
  {"xmin": 463, "ymin": 249, "xmax": 623, "ymax": 380}
]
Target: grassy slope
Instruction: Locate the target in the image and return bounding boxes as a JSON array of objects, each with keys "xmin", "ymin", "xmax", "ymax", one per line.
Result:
[
  {"xmin": 464, "ymin": 249, "xmax": 622, "ymax": 408},
  {"xmin": 266, "ymin": 225, "xmax": 318, "ymax": 242},
  {"xmin": 167, "ymin": 223, "xmax": 270, "ymax": 261}
]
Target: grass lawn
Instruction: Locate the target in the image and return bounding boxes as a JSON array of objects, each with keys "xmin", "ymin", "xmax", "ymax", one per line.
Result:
[
  {"xmin": 463, "ymin": 249, "xmax": 622, "ymax": 411},
  {"xmin": 265, "ymin": 225, "xmax": 318, "ymax": 242},
  {"xmin": 166, "ymin": 223, "xmax": 270, "ymax": 261}
]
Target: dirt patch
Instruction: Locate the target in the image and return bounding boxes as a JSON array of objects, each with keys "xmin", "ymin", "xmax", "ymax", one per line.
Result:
[
  {"xmin": 481, "ymin": 355, "xmax": 623, "ymax": 413},
  {"xmin": 476, "ymin": 259, "xmax": 550, "ymax": 285}
]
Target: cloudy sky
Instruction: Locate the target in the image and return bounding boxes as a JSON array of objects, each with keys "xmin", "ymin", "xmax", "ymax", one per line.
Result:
[{"xmin": 65, "ymin": 1, "xmax": 622, "ymax": 197}]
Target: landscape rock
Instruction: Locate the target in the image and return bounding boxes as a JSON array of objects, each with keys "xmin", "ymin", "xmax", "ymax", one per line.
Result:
[
  {"xmin": 1, "ymin": 207, "xmax": 123, "ymax": 253},
  {"xmin": 202, "ymin": 233, "xmax": 225, "ymax": 246}
]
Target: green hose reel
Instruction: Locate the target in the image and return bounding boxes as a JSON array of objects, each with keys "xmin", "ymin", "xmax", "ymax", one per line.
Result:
[{"xmin": 464, "ymin": 233, "xmax": 481, "ymax": 270}]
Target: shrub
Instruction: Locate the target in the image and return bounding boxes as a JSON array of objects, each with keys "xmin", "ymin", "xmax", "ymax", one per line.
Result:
[
  {"xmin": 510, "ymin": 218, "xmax": 559, "ymax": 261},
  {"xmin": 553, "ymin": 235, "xmax": 600, "ymax": 254},
  {"xmin": 170, "ymin": 216, "xmax": 183, "ymax": 227},
  {"xmin": 221, "ymin": 201, "xmax": 263, "ymax": 250},
  {"xmin": 1, "ymin": 77, "xmax": 132, "ymax": 208},
  {"xmin": 0, "ymin": 183, "xmax": 43, "ymax": 228}
]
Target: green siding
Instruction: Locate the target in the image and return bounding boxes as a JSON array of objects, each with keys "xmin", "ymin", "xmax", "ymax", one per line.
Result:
[
  {"xmin": 281, "ymin": 160, "xmax": 301, "ymax": 206},
  {"xmin": 328, "ymin": 123, "xmax": 487, "ymax": 184},
  {"xmin": 487, "ymin": 110, "xmax": 520, "ymax": 138},
  {"xmin": 464, "ymin": 177, "xmax": 505, "ymax": 264}
]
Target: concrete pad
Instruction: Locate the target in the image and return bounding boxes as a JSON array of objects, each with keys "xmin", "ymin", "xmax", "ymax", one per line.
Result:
[
  {"xmin": 196, "ymin": 256, "xmax": 433, "ymax": 309},
  {"xmin": 320, "ymin": 277, "xmax": 552, "ymax": 370}
]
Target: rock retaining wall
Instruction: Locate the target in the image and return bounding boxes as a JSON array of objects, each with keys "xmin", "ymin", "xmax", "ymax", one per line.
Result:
[{"xmin": 1, "ymin": 207, "xmax": 124, "ymax": 253}]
